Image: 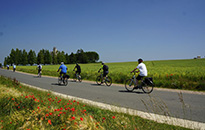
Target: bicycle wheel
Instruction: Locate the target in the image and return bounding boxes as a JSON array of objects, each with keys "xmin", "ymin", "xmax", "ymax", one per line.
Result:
[
  {"xmin": 125, "ymin": 79, "xmax": 135, "ymax": 92},
  {"xmin": 64, "ymin": 78, "xmax": 68, "ymax": 86},
  {"xmin": 58, "ymin": 77, "xmax": 62, "ymax": 84},
  {"xmin": 141, "ymin": 82, "xmax": 154, "ymax": 94},
  {"xmin": 105, "ymin": 76, "xmax": 112, "ymax": 86},
  {"xmin": 78, "ymin": 75, "xmax": 82, "ymax": 82},
  {"xmin": 96, "ymin": 76, "xmax": 102, "ymax": 85}
]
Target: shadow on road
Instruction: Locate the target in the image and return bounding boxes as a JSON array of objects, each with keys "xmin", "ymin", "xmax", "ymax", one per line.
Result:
[
  {"xmin": 51, "ymin": 83, "xmax": 67, "ymax": 86},
  {"xmin": 118, "ymin": 90, "xmax": 144, "ymax": 94},
  {"xmin": 33, "ymin": 76, "xmax": 40, "ymax": 78},
  {"xmin": 90, "ymin": 84, "xmax": 103, "ymax": 86}
]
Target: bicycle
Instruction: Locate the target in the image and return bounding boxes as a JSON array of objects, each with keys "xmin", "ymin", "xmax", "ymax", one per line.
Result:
[
  {"xmin": 38, "ymin": 70, "xmax": 42, "ymax": 78},
  {"xmin": 58, "ymin": 74, "xmax": 69, "ymax": 86},
  {"xmin": 96, "ymin": 72, "xmax": 112, "ymax": 86},
  {"xmin": 73, "ymin": 71, "xmax": 82, "ymax": 82},
  {"xmin": 125, "ymin": 72, "xmax": 154, "ymax": 94}
]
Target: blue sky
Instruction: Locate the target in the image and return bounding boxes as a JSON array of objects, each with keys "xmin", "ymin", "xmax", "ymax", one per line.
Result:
[{"xmin": 0, "ymin": 0, "xmax": 204, "ymax": 64}]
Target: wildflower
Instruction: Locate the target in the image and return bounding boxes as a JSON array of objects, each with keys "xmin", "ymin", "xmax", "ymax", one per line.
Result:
[
  {"xmin": 47, "ymin": 93, "xmax": 50, "ymax": 96},
  {"xmin": 48, "ymin": 120, "xmax": 52, "ymax": 125},
  {"xmin": 37, "ymin": 107, "xmax": 40, "ymax": 109},
  {"xmin": 25, "ymin": 96, "xmax": 28, "ymax": 98},
  {"xmin": 80, "ymin": 118, "xmax": 83, "ymax": 121},
  {"xmin": 71, "ymin": 116, "xmax": 75, "ymax": 120},
  {"xmin": 45, "ymin": 114, "xmax": 49, "ymax": 117},
  {"xmin": 102, "ymin": 117, "xmax": 106, "ymax": 120},
  {"xmin": 71, "ymin": 108, "xmax": 75, "ymax": 112},
  {"xmin": 49, "ymin": 113, "xmax": 53, "ymax": 116},
  {"xmin": 112, "ymin": 116, "xmax": 116, "ymax": 119}
]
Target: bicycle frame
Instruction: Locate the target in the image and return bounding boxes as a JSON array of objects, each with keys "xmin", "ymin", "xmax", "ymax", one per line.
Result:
[{"xmin": 130, "ymin": 72, "xmax": 144, "ymax": 88}]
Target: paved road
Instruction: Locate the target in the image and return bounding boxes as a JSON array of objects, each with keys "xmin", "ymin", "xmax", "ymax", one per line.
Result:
[{"xmin": 0, "ymin": 69, "xmax": 205, "ymax": 123}]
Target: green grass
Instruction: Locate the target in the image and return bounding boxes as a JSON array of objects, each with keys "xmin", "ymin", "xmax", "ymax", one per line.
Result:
[
  {"xmin": 13, "ymin": 58, "xmax": 205, "ymax": 91},
  {"xmin": 0, "ymin": 76, "xmax": 190, "ymax": 130}
]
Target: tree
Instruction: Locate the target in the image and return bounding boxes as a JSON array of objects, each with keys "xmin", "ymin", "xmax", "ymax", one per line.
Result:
[
  {"xmin": 9, "ymin": 49, "xmax": 16, "ymax": 65},
  {"xmin": 22, "ymin": 49, "xmax": 28, "ymax": 65},
  {"xmin": 28, "ymin": 50, "xmax": 36, "ymax": 65},
  {"xmin": 15, "ymin": 48, "xmax": 22, "ymax": 65},
  {"xmin": 44, "ymin": 50, "xmax": 52, "ymax": 64},
  {"xmin": 51, "ymin": 51, "xmax": 57, "ymax": 64},
  {"xmin": 57, "ymin": 51, "xmax": 66, "ymax": 64},
  {"xmin": 76, "ymin": 49, "xmax": 88, "ymax": 63},
  {"xmin": 65, "ymin": 53, "xmax": 70, "ymax": 64},
  {"xmin": 85, "ymin": 51, "xmax": 99, "ymax": 63},
  {"xmin": 69, "ymin": 52, "xmax": 76, "ymax": 64},
  {"xmin": 37, "ymin": 50, "xmax": 44, "ymax": 64}
]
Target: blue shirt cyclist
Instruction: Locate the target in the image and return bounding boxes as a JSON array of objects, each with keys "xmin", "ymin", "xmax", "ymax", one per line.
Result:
[{"xmin": 57, "ymin": 62, "xmax": 68, "ymax": 77}]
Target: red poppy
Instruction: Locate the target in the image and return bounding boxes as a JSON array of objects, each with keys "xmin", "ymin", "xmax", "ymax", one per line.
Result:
[
  {"xmin": 80, "ymin": 118, "xmax": 83, "ymax": 121},
  {"xmin": 71, "ymin": 116, "xmax": 75, "ymax": 120},
  {"xmin": 112, "ymin": 116, "xmax": 116, "ymax": 119},
  {"xmin": 48, "ymin": 120, "xmax": 52, "ymax": 125}
]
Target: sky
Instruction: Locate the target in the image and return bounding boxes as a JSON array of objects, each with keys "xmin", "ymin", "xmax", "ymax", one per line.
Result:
[{"xmin": 0, "ymin": 0, "xmax": 204, "ymax": 64}]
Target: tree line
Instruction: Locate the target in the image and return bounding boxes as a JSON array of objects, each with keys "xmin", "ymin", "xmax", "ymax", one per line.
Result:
[{"xmin": 4, "ymin": 48, "xmax": 99, "ymax": 66}]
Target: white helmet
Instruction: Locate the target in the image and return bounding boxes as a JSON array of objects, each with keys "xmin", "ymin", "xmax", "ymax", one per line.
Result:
[{"xmin": 61, "ymin": 62, "xmax": 64, "ymax": 65}]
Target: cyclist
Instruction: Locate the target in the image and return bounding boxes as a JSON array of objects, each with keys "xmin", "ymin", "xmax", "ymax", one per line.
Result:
[
  {"xmin": 37, "ymin": 63, "xmax": 42, "ymax": 77},
  {"xmin": 57, "ymin": 62, "xmax": 68, "ymax": 79},
  {"xmin": 13, "ymin": 63, "xmax": 16, "ymax": 72},
  {"xmin": 98, "ymin": 62, "xmax": 109, "ymax": 83},
  {"xmin": 131, "ymin": 58, "xmax": 147, "ymax": 87},
  {"xmin": 7, "ymin": 64, "xmax": 9, "ymax": 70},
  {"xmin": 73, "ymin": 63, "xmax": 81, "ymax": 77}
]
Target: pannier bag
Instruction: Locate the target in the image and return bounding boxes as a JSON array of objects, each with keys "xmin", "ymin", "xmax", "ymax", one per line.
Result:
[
  {"xmin": 63, "ymin": 74, "xmax": 70, "ymax": 79},
  {"xmin": 144, "ymin": 77, "xmax": 153, "ymax": 85}
]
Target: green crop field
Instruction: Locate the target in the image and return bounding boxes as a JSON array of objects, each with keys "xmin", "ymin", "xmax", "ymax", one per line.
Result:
[{"xmin": 15, "ymin": 59, "xmax": 205, "ymax": 91}]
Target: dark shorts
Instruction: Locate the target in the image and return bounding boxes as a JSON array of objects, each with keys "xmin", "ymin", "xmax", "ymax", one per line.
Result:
[
  {"xmin": 60, "ymin": 72, "xmax": 66, "ymax": 76},
  {"xmin": 137, "ymin": 75, "xmax": 144, "ymax": 80},
  {"xmin": 38, "ymin": 69, "xmax": 42, "ymax": 73},
  {"xmin": 76, "ymin": 71, "xmax": 81, "ymax": 75},
  {"xmin": 103, "ymin": 71, "xmax": 109, "ymax": 77}
]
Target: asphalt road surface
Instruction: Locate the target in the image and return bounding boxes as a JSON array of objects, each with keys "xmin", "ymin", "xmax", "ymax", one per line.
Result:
[{"xmin": 0, "ymin": 69, "xmax": 205, "ymax": 124}]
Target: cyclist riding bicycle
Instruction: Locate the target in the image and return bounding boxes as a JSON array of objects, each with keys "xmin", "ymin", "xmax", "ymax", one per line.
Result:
[
  {"xmin": 73, "ymin": 63, "xmax": 81, "ymax": 75},
  {"xmin": 131, "ymin": 58, "xmax": 147, "ymax": 87},
  {"xmin": 98, "ymin": 62, "xmax": 109, "ymax": 83},
  {"xmin": 37, "ymin": 63, "xmax": 42, "ymax": 76},
  {"xmin": 57, "ymin": 62, "xmax": 68, "ymax": 78}
]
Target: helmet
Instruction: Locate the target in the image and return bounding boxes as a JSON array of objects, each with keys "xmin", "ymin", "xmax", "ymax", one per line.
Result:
[
  {"xmin": 61, "ymin": 62, "xmax": 64, "ymax": 65},
  {"xmin": 138, "ymin": 58, "xmax": 143, "ymax": 63},
  {"xmin": 101, "ymin": 62, "xmax": 104, "ymax": 65}
]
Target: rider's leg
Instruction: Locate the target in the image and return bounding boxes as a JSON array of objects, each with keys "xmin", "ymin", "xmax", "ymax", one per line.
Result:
[{"xmin": 136, "ymin": 75, "xmax": 143, "ymax": 87}]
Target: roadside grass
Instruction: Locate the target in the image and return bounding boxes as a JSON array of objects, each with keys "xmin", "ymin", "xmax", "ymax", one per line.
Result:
[
  {"xmin": 0, "ymin": 76, "xmax": 189, "ymax": 130},
  {"xmin": 13, "ymin": 59, "xmax": 205, "ymax": 91}
]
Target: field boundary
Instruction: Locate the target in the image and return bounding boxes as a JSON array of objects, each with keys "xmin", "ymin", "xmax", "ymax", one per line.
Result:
[{"xmin": 21, "ymin": 82, "xmax": 205, "ymax": 130}]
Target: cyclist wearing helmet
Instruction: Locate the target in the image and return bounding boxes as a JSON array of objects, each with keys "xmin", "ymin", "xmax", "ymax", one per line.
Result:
[
  {"xmin": 131, "ymin": 58, "xmax": 147, "ymax": 87},
  {"xmin": 98, "ymin": 62, "xmax": 109, "ymax": 82},
  {"xmin": 57, "ymin": 62, "xmax": 68, "ymax": 77},
  {"xmin": 73, "ymin": 63, "xmax": 81, "ymax": 75}
]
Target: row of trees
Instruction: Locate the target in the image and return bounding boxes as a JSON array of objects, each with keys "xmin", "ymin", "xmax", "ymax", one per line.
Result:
[{"xmin": 4, "ymin": 48, "xmax": 99, "ymax": 66}]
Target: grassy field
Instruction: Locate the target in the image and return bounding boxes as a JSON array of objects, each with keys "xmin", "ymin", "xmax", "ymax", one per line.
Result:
[
  {"xmin": 0, "ymin": 76, "xmax": 190, "ymax": 130},
  {"xmin": 15, "ymin": 58, "xmax": 205, "ymax": 91}
]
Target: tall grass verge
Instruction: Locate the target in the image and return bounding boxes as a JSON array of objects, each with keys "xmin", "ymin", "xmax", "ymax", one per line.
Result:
[{"xmin": 0, "ymin": 76, "xmax": 189, "ymax": 130}]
